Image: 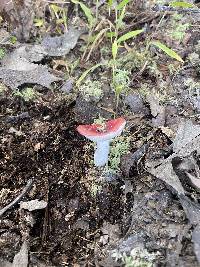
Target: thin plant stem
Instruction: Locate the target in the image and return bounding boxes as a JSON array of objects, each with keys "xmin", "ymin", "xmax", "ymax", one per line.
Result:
[{"xmin": 0, "ymin": 179, "xmax": 33, "ymax": 217}]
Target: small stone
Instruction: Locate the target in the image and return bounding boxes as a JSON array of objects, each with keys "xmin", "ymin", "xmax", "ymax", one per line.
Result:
[{"xmin": 125, "ymin": 93, "xmax": 149, "ymax": 115}]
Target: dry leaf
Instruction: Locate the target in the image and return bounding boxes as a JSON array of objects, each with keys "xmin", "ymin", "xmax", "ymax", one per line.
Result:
[
  {"xmin": 147, "ymin": 120, "xmax": 200, "ymax": 194},
  {"xmin": 60, "ymin": 79, "xmax": 74, "ymax": 94},
  {"xmin": 0, "ymin": 0, "xmax": 13, "ymax": 12},
  {"xmin": 147, "ymin": 159, "xmax": 185, "ymax": 195},
  {"xmin": 178, "ymin": 195, "xmax": 200, "ymax": 263},
  {"xmin": 173, "ymin": 120, "xmax": 200, "ymax": 157},
  {"xmin": 146, "ymin": 94, "xmax": 165, "ymax": 127},
  {"xmin": 0, "ymin": 259, "xmax": 12, "ymax": 267},
  {"xmin": 186, "ymin": 172, "xmax": 200, "ymax": 191},
  {"xmin": 0, "ymin": 67, "xmax": 60, "ymax": 89},
  {"xmin": 160, "ymin": 126, "xmax": 175, "ymax": 139},
  {"xmin": 192, "ymin": 226, "xmax": 200, "ymax": 263},
  {"xmin": 12, "ymin": 241, "xmax": 28, "ymax": 267},
  {"xmin": 1, "ymin": 0, "xmax": 36, "ymax": 41},
  {"xmin": 34, "ymin": 143, "xmax": 44, "ymax": 151},
  {"xmin": 41, "ymin": 28, "xmax": 84, "ymax": 56},
  {"xmin": 20, "ymin": 199, "xmax": 47, "ymax": 211},
  {"xmin": 0, "ymin": 45, "xmax": 60, "ymax": 89}
]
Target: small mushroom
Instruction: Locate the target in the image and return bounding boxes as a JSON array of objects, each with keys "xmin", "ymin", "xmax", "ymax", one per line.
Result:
[{"xmin": 77, "ymin": 118, "xmax": 126, "ymax": 167}]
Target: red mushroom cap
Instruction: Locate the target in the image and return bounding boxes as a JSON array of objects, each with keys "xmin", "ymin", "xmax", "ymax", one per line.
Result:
[{"xmin": 77, "ymin": 118, "xmax": 126, "ymax": 142}]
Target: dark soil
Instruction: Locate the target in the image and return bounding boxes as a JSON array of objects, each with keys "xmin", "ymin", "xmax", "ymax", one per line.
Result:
[
  {"xmin": 0, "ymin": 92, "xmax": 198, "ymax": 267},
  {"xmin": 0, "ymin": 92, "xmax": 128, "ymax": 266}
]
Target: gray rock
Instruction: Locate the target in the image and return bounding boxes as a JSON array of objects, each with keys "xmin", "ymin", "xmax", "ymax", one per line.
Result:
[{"xmin": 125, "ymin": 93, "xmax": 149, "ymax": 115}]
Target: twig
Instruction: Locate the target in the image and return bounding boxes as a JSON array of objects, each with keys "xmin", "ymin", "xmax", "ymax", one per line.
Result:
[
  {"xmin": 0, "ymin": 179, "xmax": 33, "ymax": 217},
  {"xmin": 132, "ymin": 60, "xmax": 148, "ymax": 81},
  {"xmin": 125, "ymin": 13, "xmax": 160, "ymax": 31},
  {"xmin": 44, "ymin": 0, "xmax": 70, "ymax": 3}
]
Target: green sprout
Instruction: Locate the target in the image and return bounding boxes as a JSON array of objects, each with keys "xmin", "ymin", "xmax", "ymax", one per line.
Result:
[
  {"xmin": 50, "ymin": 4, "xmax": 68, "ymax": 32},
  {"xmin": 34, "ymin": 18, "xmax": 45, "ymax": 27},
  {"xmin": 112, "ymin": 247, "xmax": 158, "ymax": 267},
  {"xmin": 109, "ymin": 135, "xmax": 130, "ymax": 172},
  {"xmin": 0, "ymin": 48, "xmax": 5, "ymax": 60},
  {"xmin": 10, "ymin": 36, "xmax": 17, "ymax": 44},
  {"xmin": 93, "ymin": 116, "xmax": 107, "ymax": 127},
  {"xmin": 13, "ymin": 87, "xmax": 39, "ymax": 102},
  {"xmin": 168, "ymin": 14, "xmax": 190, "ymax": 42},
  {"xmin": 112, "ymin": 68, "xmax": 130, "ymax": 94},
  {"xmin": 90, "ymin": 181, "xmax": 102, "ymax": 197},
  {"xmin": 79, "ymin": 79, "xmax": 103, "ymax": 102}
]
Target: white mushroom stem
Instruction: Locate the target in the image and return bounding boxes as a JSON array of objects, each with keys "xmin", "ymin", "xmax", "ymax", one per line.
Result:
[{"xmin": 94, "ymin": 140, "xmax": 110, "ymax": 167}]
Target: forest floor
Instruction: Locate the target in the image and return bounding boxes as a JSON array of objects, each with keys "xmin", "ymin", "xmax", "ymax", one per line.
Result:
[{"xmin": 0, "ymin": 1, "xmax": 200, "ymax": 266}]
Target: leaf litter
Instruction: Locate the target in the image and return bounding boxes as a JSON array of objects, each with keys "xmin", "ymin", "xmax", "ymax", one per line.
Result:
[
  {"xmin": 0, "ymin": 241, "xmax": 28, "ymax": 267},
  {"xmin": 20, "ymin": 199, "xmax": 47, "ymax": 211},
  {"xmin": 147, "ymin": 120, "xmax": 200, "ymax": 263},
  {"xmin": 0, "ymin": 28, "xmax": 83, "ymax": 89},
  {"xmin": 41, "ymin": 27, "xmax": 84, "ymax": 56}
]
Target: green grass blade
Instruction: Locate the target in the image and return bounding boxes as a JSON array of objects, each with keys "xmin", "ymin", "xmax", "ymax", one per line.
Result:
[
  {"xmin": 71, "ymin": 0, "xmax": 95, "ymax": 27},
  {"xmin": 117, "ymin": 29, "xmax": 143, "ymax": 44},
  {"xmin": 50, "ymin": 4, "xmax": 61, "ymax": 15},
  {"xmin": 112, "ymin": 39, "xmax": 118, "ymax": 60},
  {"xmin": 91, "ymin": 28, "xmax": 109, "ymax": 46},
  {"xmin": 151, "ymin": 40, "xmax": 184, "ymax": 62},
  {"xmin": 76, "ymin": 63, "xmax": 104, "ymax": 86},
  {"xmin": 34, "ymin": 18, "xmax": 44, "ymax": 27},
  {"xmin": 86, "ymin": 28, "xmax": 109, "ymax": 60},
  {"xmin": 117, "ymin": 0, "xmax": 130, "ymax": 10},
  {"xmin": 169, "ymin": 1, "xmax": 196, "ymax": 8},
  {"xmin": 108, "ymin": 0, "xmax": 113, "ymax": 7},
  {"xmin": 116, "ymin": 5, "xmax": 126, "ymax": 29}
]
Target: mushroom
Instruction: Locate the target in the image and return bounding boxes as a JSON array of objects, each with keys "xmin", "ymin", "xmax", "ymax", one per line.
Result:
[{"xmin": 77, "ymin": 118, "xmax": 126, "ymax": 167}]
